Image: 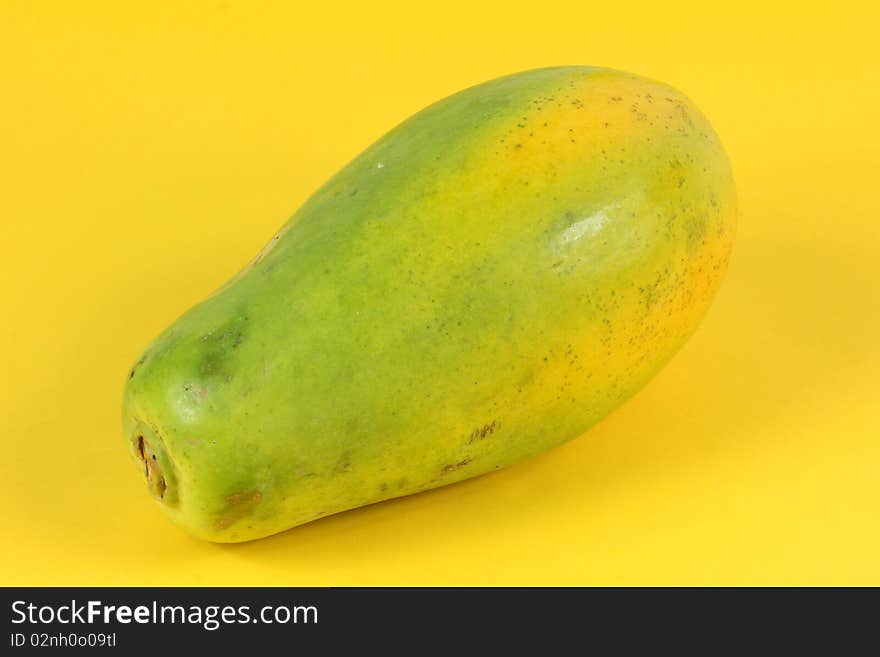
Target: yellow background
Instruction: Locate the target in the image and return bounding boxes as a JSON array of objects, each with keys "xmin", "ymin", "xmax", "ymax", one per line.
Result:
[{"xmin": 1, "ymin": 0, "xmax": 878, "ymax": 585}]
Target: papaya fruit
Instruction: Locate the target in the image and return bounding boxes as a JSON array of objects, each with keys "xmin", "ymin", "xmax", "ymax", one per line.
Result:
[{"xmin": 122, "ymin": 66, "xmax": 736, "ymax": 542}]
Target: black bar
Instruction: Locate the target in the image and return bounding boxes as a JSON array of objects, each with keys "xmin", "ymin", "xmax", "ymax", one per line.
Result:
[{"xmin": 1, "ymin": 587, "xmax": 876, "ymax": 651}]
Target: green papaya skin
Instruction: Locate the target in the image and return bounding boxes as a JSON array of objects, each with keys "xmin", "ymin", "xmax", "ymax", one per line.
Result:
[{"xmin": 123, "ymin": 66, "xmax": 736, "ymax": 542}]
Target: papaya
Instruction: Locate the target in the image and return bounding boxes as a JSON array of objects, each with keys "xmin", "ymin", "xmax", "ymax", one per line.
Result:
[{"xmin": 122, "ymin": 66, "xmax": 736, "ymax": 542}]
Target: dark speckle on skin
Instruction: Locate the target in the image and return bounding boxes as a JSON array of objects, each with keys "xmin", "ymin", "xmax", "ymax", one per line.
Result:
[
  {"xmin": 215, "ymin": 490, "xmax": 262, "ymax": 530},
  {"xmin": 440, "ymin": 458, "xmax": 472, "ymax": 475},
  {"xmin": 332, "ymin": 451, "xmax": 352, "ymax": 475},
  {"xmin": 201, "ymin": 315, "xmax": 248, "ymax": 348},
  {"xmin": 199, "ymin": 351, "xmax": 225, "ymax": 377},
  {"xmin": 129, "ymin": 354, "xmax": 147, "ymax": 380},
  {"xmin": 467, "ymin": 420, "xmax": 499, "ymax": 444},
  {"xmin": 197, "ymin": 315, "xmax": 249, "ymax": 377}
]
